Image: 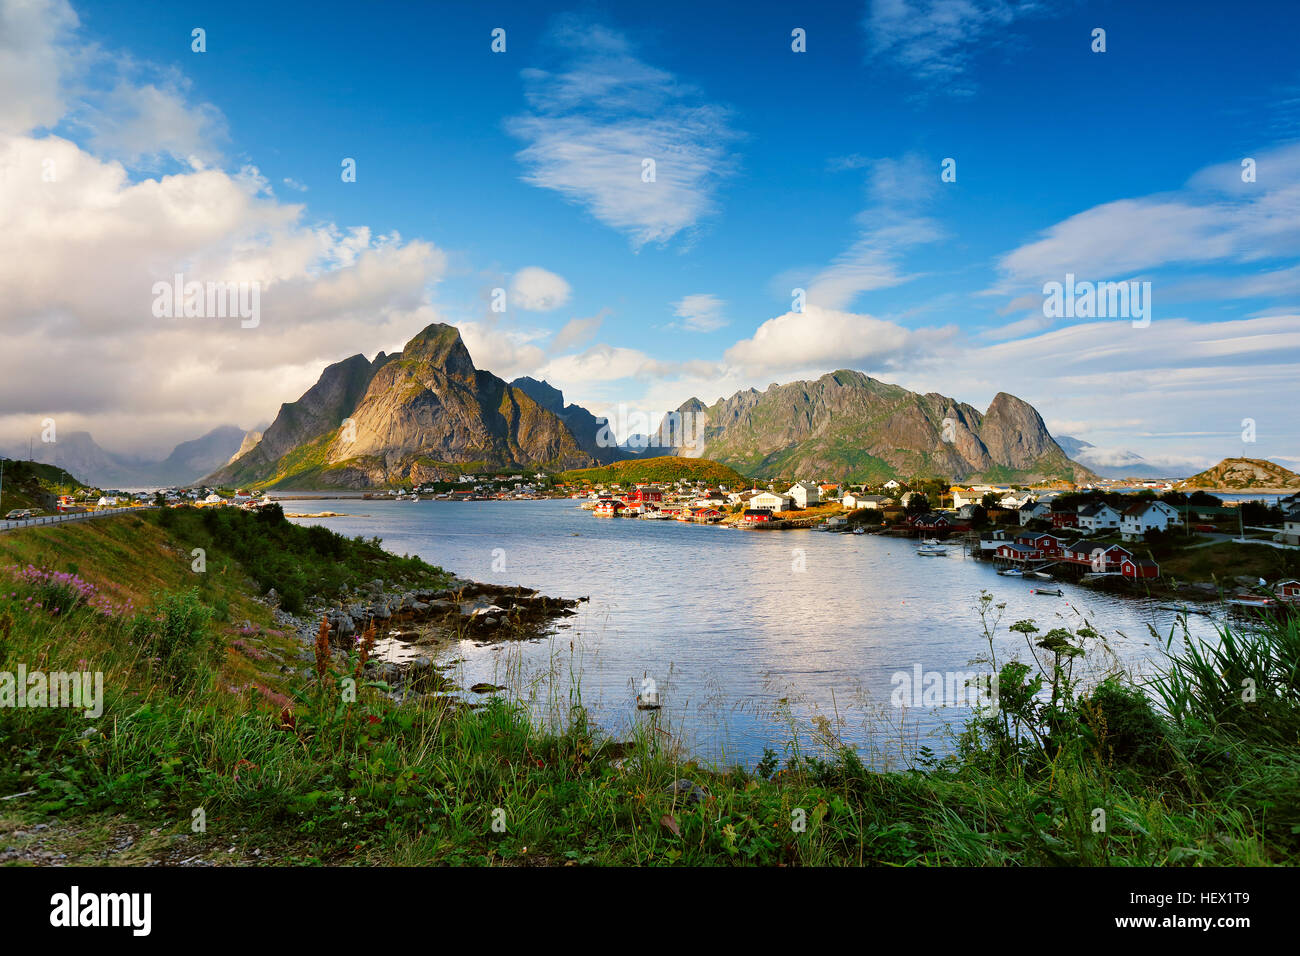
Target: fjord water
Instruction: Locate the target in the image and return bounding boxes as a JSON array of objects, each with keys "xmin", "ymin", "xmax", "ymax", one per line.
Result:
[{"xmin": 286, "ymin": 498, "xmax": 1220, "ymax": 767}]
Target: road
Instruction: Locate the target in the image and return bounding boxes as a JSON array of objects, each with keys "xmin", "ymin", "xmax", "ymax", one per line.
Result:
[{"xmin": 0, "ymin": 506, "xmax": 155, "ymax": 533}]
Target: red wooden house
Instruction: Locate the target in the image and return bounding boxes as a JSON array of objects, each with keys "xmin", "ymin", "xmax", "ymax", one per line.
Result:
[
  {"xmin": 624, "ymin": 486, "xmax": 664, "ymax": 506},
  {"xmin": 996, "ymin": 542, "xmax": 1043, "ymax": 561},
  {"xmin": 1015, "ymin": 532, "xmax": 1064, "ymax": 557},
  {"xmin": 1120, "ymin": 557, "xmax": 1160, "ymax": 579}
]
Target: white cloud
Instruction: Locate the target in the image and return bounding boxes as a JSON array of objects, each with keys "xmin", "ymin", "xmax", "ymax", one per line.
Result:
[
  {"xmin": 725, "ymin": 305, "xmax": 956, "ymax": 375},
  {"xmin": 550, "ymin": 312, "xmax": 604, "ymax": 352},
  {"xmin": 82, "ymin": 79, "xmax": 227, "ymax": 167},
  {"xmin": 0, "ymin": 131, "xmax": 448, "ymax": 454},
  {"xmin": 864, "ymin": 0, "xmax": 1041, "ymax": 92},
  {"xmin": 996, "ymin": 143, "xmax": 1300, "ymax": 290},
  {"xmin": 506, "ymin": 20, "xmax": 739, "ymax": 247},
  {"xmin": 455, "ymin": 320, "xmax": 549, "ymax": 382},
  {"xmin": 0, "ymin": 0, "xmax": 77, "ymax": 133},
  {"xmin": 672, "ymin": 293, "xmax": 727, "ymax": 332},
  {"xmin": 509, "ymin": 266, "xmax": 571, "ymax": 311},
  {"xmin": 804, "ymin": 154, "xmax": 945, "ymax": 310}
]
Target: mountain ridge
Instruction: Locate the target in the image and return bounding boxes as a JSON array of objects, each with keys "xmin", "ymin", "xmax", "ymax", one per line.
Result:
[
  {"xmin": 206, "ymin": 323, "xmax": 596, "ymax": 488},
  {"xmin": 652, "ymin": 369, "xmax": 1095, "ymax": 483}
]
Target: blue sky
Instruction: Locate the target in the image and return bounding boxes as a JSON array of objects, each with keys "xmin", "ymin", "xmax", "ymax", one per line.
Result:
[{"xmin": 2, "ymin": 0, "xmax": 1299, "ymax": 474}]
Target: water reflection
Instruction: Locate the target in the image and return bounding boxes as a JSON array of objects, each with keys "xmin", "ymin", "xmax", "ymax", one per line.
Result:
[{"xmin": 288, "ymin": 499, "xmax": 1221, "ymax": 767}]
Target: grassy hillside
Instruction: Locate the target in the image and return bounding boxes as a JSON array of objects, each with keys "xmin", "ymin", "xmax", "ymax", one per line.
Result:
[
  {"xmin": 0, "ymin": 458, "xmax": 94, "ymax": 514},
  {"xmin": 560, "ymin": 455, "xmax": 750, "ymax": 487},
  {"xmin": 2, "ymin": 512, "xmax": 1299, "ymax": 865}
]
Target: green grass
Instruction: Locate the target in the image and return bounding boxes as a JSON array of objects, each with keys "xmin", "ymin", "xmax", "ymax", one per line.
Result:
[
  {"xmin": 0, "ymin": 517, "xmax": 1297, "ymax": 865},
  {"xmin": 560, "ymin": 456, "xmax": 750, "ymax": 488}
]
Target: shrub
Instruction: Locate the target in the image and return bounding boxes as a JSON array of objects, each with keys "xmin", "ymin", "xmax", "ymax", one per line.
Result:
[{"xmin": 129, "ymin": 588, "xmax": 221, "ymax": 688}]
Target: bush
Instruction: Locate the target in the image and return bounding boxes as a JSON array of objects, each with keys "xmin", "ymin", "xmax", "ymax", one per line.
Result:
[
  {"xmin": 129, "ymin": 588, "xmax": 221, "ymax": 688},
  {"xmin": 1079, "ymin": 680, "xmax": 1175, "ymax": 773}
]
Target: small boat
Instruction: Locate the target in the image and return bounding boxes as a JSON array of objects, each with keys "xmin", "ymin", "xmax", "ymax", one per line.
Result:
[
  {"xmin": 1030, "ymin": 587, "xmax": 1063, "ymax": 597},
  {"xmin": 852, "ymin": 527, "xmax": 866, "ymax": 535},
  {"xmin": 998, "ymin": 568, "xmax": 1024, "ymax": 577},
  {"xmin": 1226, "ymin": 595, "xmax": 1277, "ymax": 609},
  {"xmin": 917, "ymin": 544, "xmax": 947, "ymax": 556},
  {"xmin": 1030, "ymin": 571, "xmax": 1053, "ymax": 580}
]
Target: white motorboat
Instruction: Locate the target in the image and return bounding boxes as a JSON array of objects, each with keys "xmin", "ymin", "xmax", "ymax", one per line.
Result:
[
  {"xmin": 998, "ymin": 568, "xmax": 1024, "ymax": 577},
  {"xmin": 917, "ymin": 543, "xmax": 947, "ymax": 556}
]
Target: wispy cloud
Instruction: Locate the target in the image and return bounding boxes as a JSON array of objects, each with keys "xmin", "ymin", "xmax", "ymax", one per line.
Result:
[
  {"xmin": 805, "ymin": 153, "xmax": 946, "ymax": 309},
  {"xmin": 671, "ymin": 293, "xmax": 728, "ymax": 332},
  {"xmin": 506, "ymin": 19, "xmax": 740, "ymax": 248},
  {"xmin": 863, "ymin": 0, "xmax": 1045, "ymax": 93}
]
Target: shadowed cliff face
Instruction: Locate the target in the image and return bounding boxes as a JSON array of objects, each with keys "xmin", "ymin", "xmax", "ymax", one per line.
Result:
[
  {"xmin": 654, "ymin": 370, "xmax": 1095, "ymax": 483},
  {"xmin": 205, "ymin": 324, "xmax": 594, "ymax": 488}
]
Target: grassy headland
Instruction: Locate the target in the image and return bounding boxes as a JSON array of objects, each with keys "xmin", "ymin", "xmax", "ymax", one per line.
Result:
[
  {"xmin": 1, "ymin": 509, "xmax": 1298, "ymax": 865},
  {"xmin": 559, "ymin": 456, "xmax": 749, "ymax": 488}
]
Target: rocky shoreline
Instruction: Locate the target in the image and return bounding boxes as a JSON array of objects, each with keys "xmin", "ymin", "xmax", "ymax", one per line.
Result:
[{"xmin": 261, "ymin": 575, "xmax": 586, "ymax": 697}]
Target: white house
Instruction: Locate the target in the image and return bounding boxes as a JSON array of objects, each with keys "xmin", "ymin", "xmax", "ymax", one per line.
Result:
[
  {"xmin": 883, "ymin": 479, "xmax": 902, "ymax": 491},
  {"xmin": 1275, "ymin": 515, "xmax": 1300, "ymax": 546},
  {"xmin": 1121, "ymin": 500, "xmax": 1182, "ymax": 541},
  {"xmin": 1000, "ymin": 492, "xmax": 1034, "ymax": 509},
  {"xmin": 1077, "ymin": 502, "xmax": 1122, "ymax": 532},
  {"xmin": 843, "ymin": 493, "xmax": 888, "ymax": 510},
  {"xmin": 96, "ymin": 496, "xmax": 119, "ymax": 507},
  {"xmin": 788, "ymin": 481, "xmax": 821, "ymax": 508},
  {"xmin": 1018, "ymin": 501, "xmax": 1052, "ymax": 525},
  {"xmin": 750, "ymin": 491, "xmax": 793, "ymax": 512}
]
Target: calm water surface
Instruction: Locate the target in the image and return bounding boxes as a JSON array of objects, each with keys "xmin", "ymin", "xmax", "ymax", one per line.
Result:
[{"xmin": 284, "ymin": 498, "xmax": 1223, "ymax": 767}]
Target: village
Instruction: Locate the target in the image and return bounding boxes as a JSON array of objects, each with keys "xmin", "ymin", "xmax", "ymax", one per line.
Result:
[{"xmin": 573, "ymin": 476, "xmax": 1300, "ymax": 607}]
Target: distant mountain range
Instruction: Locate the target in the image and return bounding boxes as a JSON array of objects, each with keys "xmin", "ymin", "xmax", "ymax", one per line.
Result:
[
  {"xmin": 650, "ymin": 370, "xmax": 1096, "ymax": 483},
  {"xmin": 7, "ymin": 426, "xmax": 248, "ymax": 488},
  {"xmin": 13, "ymin": 325, "xmax": 1110, "ymax": 491},
  {"xmin": 1051, "ymin": 435, "xmax": 1181, "ymax": 480}
]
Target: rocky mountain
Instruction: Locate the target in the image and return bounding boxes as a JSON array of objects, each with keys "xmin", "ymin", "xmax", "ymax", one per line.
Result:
[
  {"xmin": 509, "ymin": 376, "xmax": 624, "ymax": 465},
  {"xmin": 207, "ymin": 323, "xmax": 596, "ymax": 488},
  {"xmin": 653, "ymin": 370, "xmax": 1095, "ymax": 483},
  {"xmin": 227, "ymin": 427, "xmax": 266, "ymax": 465},
  {"xmin": 1175, "ymin": 457, "xmax": 1300, "ymax": 492}
]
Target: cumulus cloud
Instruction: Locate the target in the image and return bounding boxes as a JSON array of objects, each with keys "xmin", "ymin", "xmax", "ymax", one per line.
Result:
[
  {"xmin": 0, "ymin": 0, "xmax": 77, "ymax": 133},
  {"xmin": 0, "ymin": 0, "xmax": 456, "ymax": 455},
  {"xmin": 506, "ymin": 19, "xmax": 739, "ymax": 247},
  {"xmin": 509, "ymin": 266, "xmax": 571, "ymax": 311},
  {"xmin": 724, "ymin": 305, "xmax": 957, "ymax": 375}
]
